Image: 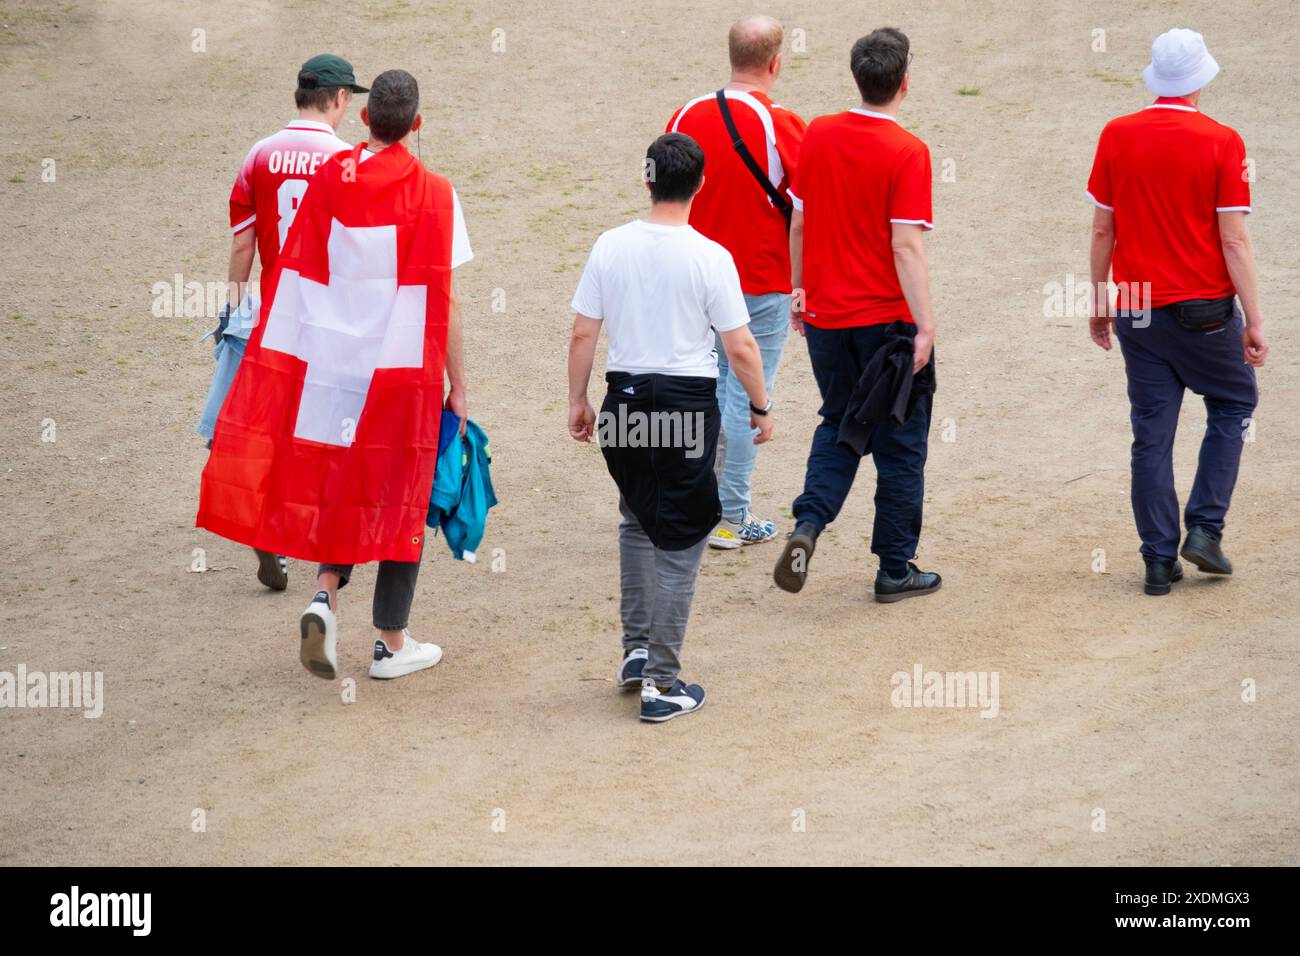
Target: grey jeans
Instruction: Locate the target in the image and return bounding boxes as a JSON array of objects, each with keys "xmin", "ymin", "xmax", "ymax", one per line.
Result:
[
  {"xmin": 618, "ymin": 498, "xmax": 708, "ymax": 685},
  {"xmin": 319, "ymin": 541, "xmax": 423, "ymax": 631}
]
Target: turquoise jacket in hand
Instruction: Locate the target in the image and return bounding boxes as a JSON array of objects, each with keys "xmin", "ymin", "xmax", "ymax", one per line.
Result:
[{"xmin": 427, "ymin": 414, "xmax": 498, "ymax": 562}]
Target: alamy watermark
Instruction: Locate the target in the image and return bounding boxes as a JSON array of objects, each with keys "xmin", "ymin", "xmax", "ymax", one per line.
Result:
[
  {"xmin": 891, "ymin": 663, "xmax": 999, "ymax": 718},
  {"xmin": 1, "ymin": 665, "xmax": 104, "ymax": 718},
  {"xmin": 596, "ymin": 406, "xmax": 707, "ymax": 459}
]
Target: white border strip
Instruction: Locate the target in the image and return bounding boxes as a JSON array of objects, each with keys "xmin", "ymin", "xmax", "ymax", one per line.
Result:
[
  {"xmin": 890, "ymin": 217, "xmax": 934, "ymax": 230},
  {"xmin": 1086, "ymin": 190, "xmax": 1114, "ymax": 211}
]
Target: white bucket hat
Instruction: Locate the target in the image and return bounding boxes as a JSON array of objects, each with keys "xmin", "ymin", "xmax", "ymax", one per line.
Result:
[{"xmin": 1142, "ymin": 28, "xmax": 1220, "ymax": 97}]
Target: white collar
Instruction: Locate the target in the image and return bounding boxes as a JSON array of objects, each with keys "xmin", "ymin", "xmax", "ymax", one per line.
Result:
[
  {"xmin": 850, "ymin": 107, "xmax": 898, "ymax": 123},
  {"xmin": 1144, "ymin": 103, "xmax": 1198, "ymax": 113},
  {"xmin": 285, "ymin": 119, "xmax": 336, "ymax": 133}
]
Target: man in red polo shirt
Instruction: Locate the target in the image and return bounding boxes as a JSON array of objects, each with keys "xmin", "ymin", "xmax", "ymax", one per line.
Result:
[
  {"xmin": 667, "ymin": 15, "xmax": 805, "ymax": 550},
  {"xmin": 1086, "ymin": 28, "xmax": 1268, "ymax": 596},
  {"xmin": 772, "ymin": 27, "xmax": 941, "ymax": 603}
]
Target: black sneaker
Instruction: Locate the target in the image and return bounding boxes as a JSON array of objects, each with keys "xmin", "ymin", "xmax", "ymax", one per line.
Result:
[
  {"xmin": 1144, "ymin": 559, "xmax": 1184, "ymax": 596},
  {"xmin": 1181, "ymin": 527, "xmax": 1232, "ymax": 575},
  {"xmin": 639, "ymin": 679, "xmax": 705, "ymax": 723},
  {"xmin": 773, "ymin": 521, "xmax": 819, "ymax": 593},
  {"xmin": 255, "ymin": 549, "xmax": 288, "ymax": 591},
  {"xmin": 874, "ymin": 563, "xmax": 942, "ymax": 603}
]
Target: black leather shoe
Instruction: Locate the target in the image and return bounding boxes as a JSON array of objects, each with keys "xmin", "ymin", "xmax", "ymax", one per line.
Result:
[
  {"xmin": 1181, "ymin": 526, "xmax": 1233, "ymax": 575},
  {"xmin": 1144, "ymin": 559, "xmax": 1183, "ymax": 595},
  {"xmin": 874, "ymin": 563, "xmax": 942, "ymax": 603},
  {"xmin": 773, "ymin": 521, "xmax": 819, "ymax": 593}
]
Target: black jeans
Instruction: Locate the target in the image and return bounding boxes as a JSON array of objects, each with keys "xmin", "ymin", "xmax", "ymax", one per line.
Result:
[
  {"xmin": 319, "ymin": 541, "xmax": 423, "ymax": 631},
  {"xmin": 792, "ymin": 321, "xmax": 932, "ymax": 574}
]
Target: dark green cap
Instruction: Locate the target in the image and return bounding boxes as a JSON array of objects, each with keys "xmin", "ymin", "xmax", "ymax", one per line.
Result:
[{"xmin": 298, "ymin": 54, "xmax": 368, "ymax": 93}]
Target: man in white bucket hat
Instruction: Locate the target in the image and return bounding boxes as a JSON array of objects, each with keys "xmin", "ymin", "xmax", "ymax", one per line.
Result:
[{"xmin": 1085, "ymin": 28, "xmax": 1269, "ymax": 597}]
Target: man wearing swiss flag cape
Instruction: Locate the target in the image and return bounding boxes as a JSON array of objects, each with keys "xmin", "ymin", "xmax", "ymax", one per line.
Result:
[{"xmin": 197, "ymin": 70, "xmax": 473, "ymax": 681}]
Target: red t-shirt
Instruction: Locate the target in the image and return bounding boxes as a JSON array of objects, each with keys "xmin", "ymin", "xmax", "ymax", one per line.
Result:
[
  {"xmin": 667, "ymin": 90, "xmax": 806, "ymax": 296},
  {"xmin": 1087, "ymin": 97, "xmax": 1251, "ymax": 309},
  {"xmin": 788, "ymin": 109, "xmax": 932, "ymax": 329},
  {"xmin": 229, "ymin": 119, "xmax": 351, "ymax": 275}
]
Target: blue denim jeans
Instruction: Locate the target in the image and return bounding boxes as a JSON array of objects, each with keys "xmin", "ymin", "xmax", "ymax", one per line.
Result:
[
  {"xmin": 196, "ymin": 334, "xmax": 247, "ymax": 439},
  {"xmin": 1114, "ymin": 303, "xmax": 1257, "ymax": 562},
  {"xmin": 713, "ymin": 291, "xmax": 791, "ymax": 521}
]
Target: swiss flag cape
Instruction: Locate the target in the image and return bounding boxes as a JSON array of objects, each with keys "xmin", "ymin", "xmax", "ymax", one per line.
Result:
[{"xmin": 197, "ymin": 142, "xmax": 453, "ymax": 564}]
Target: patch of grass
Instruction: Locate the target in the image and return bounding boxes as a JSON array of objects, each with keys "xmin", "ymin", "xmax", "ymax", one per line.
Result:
[
  {"xmin": 9, "ymin": 174, "xmax": 24, "ymax": 183},
  {"xmin": 957, "ymin": 86, "xmax": 981, "ymax": 96},
  {"xmin": 1091, "ymin": 70, "xmax": 1136, "ymax": 88}
]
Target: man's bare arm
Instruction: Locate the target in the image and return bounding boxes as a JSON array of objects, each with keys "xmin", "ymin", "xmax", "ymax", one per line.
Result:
[
  {"xmin": 719, "ymin": 326, "xmax": 774, "ymax": 444},
  {"xmin": 891, "ymin": 222, "xmax": 935, "ymax": 371},
  {"xmin": 1088, "ymin": 207, "xmax": 1116, "ymax": 350},
  {"xmin": 1219, "ymin": 211, "xmax": 1268, "ymax": 367},
  {"xmin": 567, "ymin": 314, "xmax": 601, "ymax": 441},
  {"xmin": 227, "ymin": 228, "xmax": 256, "ymax": 309},
  {"xmin": 444, "ymin": 279, "xmax": 468, "ymax": 431},
  {"xmin": 789, "ymin": 208, "xmax": 805, "ymax": 336}
]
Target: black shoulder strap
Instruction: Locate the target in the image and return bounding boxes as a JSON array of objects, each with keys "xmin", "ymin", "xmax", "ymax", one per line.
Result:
[{"xmin": 714, "ymin": 90, "xmax": 792, "ymax": 222}]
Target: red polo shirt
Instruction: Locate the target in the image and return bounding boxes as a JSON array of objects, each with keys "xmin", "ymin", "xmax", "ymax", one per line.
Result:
[
  {"xmin": 667, "ymin": 89, "xmax": 806, "ymax": 296},
  {"xmin": 1087, "ymin": 97, "xmax": 1251, "ymax": 309},
  {"xmin": 788, "ymin": 109, "xmax": 933, "ymax": 329}
]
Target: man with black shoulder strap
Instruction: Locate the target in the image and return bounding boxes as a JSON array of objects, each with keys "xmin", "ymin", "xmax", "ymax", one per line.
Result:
[
  {"xmin": 1087, "ymin": 28, "xmax": 1269, "ymax": 596},
  {"xmin": 667, "ymin": 15, "xmax": 806, "ymax": 551}
]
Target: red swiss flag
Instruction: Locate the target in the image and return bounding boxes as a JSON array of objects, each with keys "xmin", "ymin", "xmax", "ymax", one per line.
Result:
[{"xmin": 197, "ymin": 143, "xmax": 453, "ymax": 564}]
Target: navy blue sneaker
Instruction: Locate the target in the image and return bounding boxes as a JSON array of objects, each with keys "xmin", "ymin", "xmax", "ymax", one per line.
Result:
[
  {"xmin": 618, "ymin": 647, "xmax": 648, "ymax": 689},
  {"xmin": 639, "ymin": 679, "xmax": 705, "ymax": 723}
]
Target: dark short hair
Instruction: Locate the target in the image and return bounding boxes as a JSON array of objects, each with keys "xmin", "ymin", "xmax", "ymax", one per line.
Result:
[
  {"xmin": 366, "ymin": 69, "xmax": 420, "ymax": 144},
  {"xmin": 850, "ymin": 28, "xmax": 910, "ymax": 106},
  {"xmin": 645, "ymin": 132, "xmax": 705, "ymax": 203},
  {"xmin": 295, "ymin": 72, "xmax": 344, "ymax": 112}
]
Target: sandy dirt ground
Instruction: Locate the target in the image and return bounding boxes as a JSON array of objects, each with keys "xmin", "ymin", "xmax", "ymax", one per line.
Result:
[{"xmin": 0, "ymin": 0, "xmax": 1296, "ymax": 866}]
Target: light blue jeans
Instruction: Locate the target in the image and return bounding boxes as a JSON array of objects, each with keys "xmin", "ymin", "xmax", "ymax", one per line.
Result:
[
  {"xmin": 196, "ymin": 334, "xmax": 247, "ymax": 439},
  {"xmin": 714, "ymin": 291, "xmax": 791, "ymax": 522}
]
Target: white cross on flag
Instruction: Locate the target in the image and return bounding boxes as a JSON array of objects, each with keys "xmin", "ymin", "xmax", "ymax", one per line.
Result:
[
  {"xmin": 198, "ymin": 142, "xmax": 455, "ymax": 565},
  {"xmin": 262, "ymin": 220, "xmax": 427, "ymax": 446}
]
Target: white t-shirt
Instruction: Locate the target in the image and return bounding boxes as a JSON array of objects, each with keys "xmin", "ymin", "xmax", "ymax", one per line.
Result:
[{"xmin": 570, "ymin": 220, "xmax": 750, "ymax": 378}]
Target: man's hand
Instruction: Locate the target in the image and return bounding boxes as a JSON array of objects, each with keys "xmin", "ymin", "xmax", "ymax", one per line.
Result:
[
  {"xmin": 790, "ymin": 294, "xmax": 806, "ymax": 338},
  {"xmin": 1089, "ymin": 313, "xmax": 1114, "ymax": 351},
  {"xmin": 912, "ymin": 327, "xmax": 934, "ymax": 373},
  {"xmin": 750, "ymin": 411, "xmax": 774, "ymax": 444},
  {"xmin": 1243, "ymin": 324, "xmax": 1268, "ymax": 368},
  {"xmin": 569, "ymin": 398, "xmax": 596, "ymax": 442},
  {"xmin": 445, "ymin": 386, "xmax": 468, "ymax": 435}
]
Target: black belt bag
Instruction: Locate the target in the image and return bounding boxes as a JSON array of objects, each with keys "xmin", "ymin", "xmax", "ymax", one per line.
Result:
[{"xmin": 1168, "ymin": 295, "xmax": 1234, "ymax": 331}]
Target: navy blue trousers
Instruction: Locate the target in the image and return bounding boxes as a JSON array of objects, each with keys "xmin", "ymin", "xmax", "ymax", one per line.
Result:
[
  {"xmin": 792, "ymin": 322, "xmax": 931, "ymax": 574},
  {"xmin": 1115, "ymin": 304, "xmax": 1257, "ymax": 562}
]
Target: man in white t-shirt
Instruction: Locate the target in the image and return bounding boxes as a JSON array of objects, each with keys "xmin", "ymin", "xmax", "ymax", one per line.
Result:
[{"xmin": 567, "ymin": 132, "xmax": 774, "ymax": 724}]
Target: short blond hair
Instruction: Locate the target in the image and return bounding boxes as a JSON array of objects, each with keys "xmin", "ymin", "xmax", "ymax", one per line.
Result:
[{"xmin": 728, "ymin": 16, "xmax": 783, "ymax": 72}]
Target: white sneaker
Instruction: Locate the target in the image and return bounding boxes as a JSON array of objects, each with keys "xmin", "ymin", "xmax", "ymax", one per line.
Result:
[
  {"xmin": 299, "ymin": 590, "xmax": 338, "ymax": 680},
  {"xmin": 708, "ymin": 512, "xmax": 778, "ymax": 549},
  {"xmin": 369, "ymin": 631, "xmax": 443, "ymax": 679}
]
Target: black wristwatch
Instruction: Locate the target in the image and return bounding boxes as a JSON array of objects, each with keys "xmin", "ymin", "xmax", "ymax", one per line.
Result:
[{"xmin": 749, "ymin": 398, "xmax": 773, "ymax": 417}]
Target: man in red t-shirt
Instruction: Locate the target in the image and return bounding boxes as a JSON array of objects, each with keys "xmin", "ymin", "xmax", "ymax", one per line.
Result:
[
  {"xmin": 1086, "ymin": 28, "xmax": 1268, "ymax": 596},
  {"xmin": 773, "ymin": 28, "xmax": 941, "ymax": 603},
  {"xmin": 667, "ymin": 16, "xmax": 805, "ymax": 550},
  {"xmin": 196, "ymin": 54, "xmax": 363, "ymax": 592}
]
